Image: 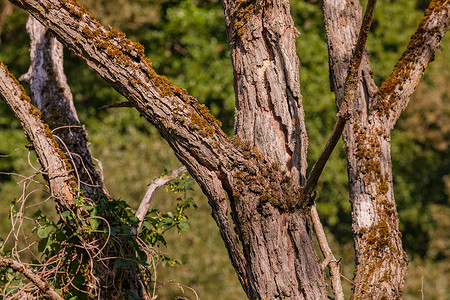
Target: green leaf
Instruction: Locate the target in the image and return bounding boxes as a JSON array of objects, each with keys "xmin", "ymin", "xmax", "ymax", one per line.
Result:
[
  {"xmin": 32, "ymin": 209, "xmax": 42, "ymax": 218},
  {"xmin": 72, "ymin": 196, "xmax": 84, "ymax": 206},
  {"xmin": 89, "ymin": 218, "xmax": 101, "ymax": 231},
  {"xmin": 124, "ymin": 292, "xmax": 144, "ymax": 300},
  {"xmin": 37, "ymin": 225, "xmax": 53, "ymax": 238},
  {"xmin": 60, "ymin": 211, "xmax": 71, "ymax": 218},
  {"xmin": 177, "ymin": 220, "xmax": 190, "ymax": 232},
  {"xmin": 114, "ymin": 258, "xmax": 134, "ymax": 268},
  {"xmin": 38, "ymin": 237, "xmax": 49, "ymax": 252},
  {"xmin": 83, "ymin": 205, "xmax": 95, "ymax": 211}
]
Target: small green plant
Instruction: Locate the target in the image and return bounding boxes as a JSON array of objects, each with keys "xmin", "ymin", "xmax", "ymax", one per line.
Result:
[{"xmin": 0, "ymin": 171, "xmax": 197, "ymax": 298}]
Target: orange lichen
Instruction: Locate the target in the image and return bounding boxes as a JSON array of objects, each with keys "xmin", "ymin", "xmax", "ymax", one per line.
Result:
[{"xmin": 233, "ymin": 0, "xmax": 256, "ymax": 38}]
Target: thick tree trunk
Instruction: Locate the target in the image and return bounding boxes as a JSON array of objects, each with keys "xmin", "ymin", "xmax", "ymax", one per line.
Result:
[
  {"xmin": 221, "ymin": 0, "xmax": 327, "ymax": 298},
  {"xmin": 323, "ymin": 0, "xmax": 449, "ymax": 298},
  {"xmin": 223, "ymin": 0, "xmax": 308, "ymax": 183}
]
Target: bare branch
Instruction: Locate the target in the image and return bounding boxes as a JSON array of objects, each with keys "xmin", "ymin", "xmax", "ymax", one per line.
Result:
[
  {"xmin": 372, "ymin": 0, "xmax": 450, "ymax": 127},
  {"xmin": 310, "ymin": 204, "xmax": 344, "ymax": 300},
  {"xmin": 0, "ymin": 256, "xmax": 63, "ymax": 300},
  {"xmin": 98, "ymin": 101, "xmax": 134, "ymax": 110},
  {"xmin": 304, "ymin": 0, "xmax": 377, "ymax": 197},
  {"xmin": 133, "ymin": 166, "xmax": 187, "ymax": 234}
]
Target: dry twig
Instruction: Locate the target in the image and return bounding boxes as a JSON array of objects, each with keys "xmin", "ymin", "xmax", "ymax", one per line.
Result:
[
  {"xmin": 310, "ymin": 204, "xmax": 344, "ymax": 300},
  {"xmin": 0, "ymin": 256, "xmax": 63, "ymax": 300},
  {"xmin": 133, "ymin": 166, "xmax": 187, "ymax": 234}
]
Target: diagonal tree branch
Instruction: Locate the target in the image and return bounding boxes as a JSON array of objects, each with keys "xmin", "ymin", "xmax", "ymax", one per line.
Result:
[
  {"xmin": 303, "ymin": 0, "xmax": 377, "ymax": 197},
  {"xmin": 0, "ymin": 59, "xmax": 77, "ymax": 212},
  {"xmin": 7, "ymin": 0, "xmax": 237, "ymax": 183},
  {"xmin": 372, "ymin": 0, "xmax": 450, "ymax": 128},
  {"xmin": 0, "ymin": 256, "xmax": 63, "ymax": 300}
]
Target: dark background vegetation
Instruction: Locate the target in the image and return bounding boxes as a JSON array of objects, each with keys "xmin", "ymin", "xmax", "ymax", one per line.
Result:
[{"xmin": 0, "ymin": 0, "xmax": 448, "ymax": 298}]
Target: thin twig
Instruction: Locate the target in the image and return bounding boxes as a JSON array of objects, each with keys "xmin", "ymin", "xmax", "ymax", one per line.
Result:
[
  {"xmin": 98, "ymin": 101, "xmax": 134, "ymax": 110},
  {"xmin": 0, "ymin": 256, "xmax": 63, "ymax": 300},
  {"xmin": 311, "ymin": 204, "xmax": 344, "ymax": 300},
  {"xmin": 304, "ymin": 0, "xmax": 377, "ymax": 197},
  {"xmin": 132, "ymin": 166, "xmax": 187, "ymax": 234},
  {"xmin": 340, "ymin": 273, "xmax": 371, "ymax": 293}
]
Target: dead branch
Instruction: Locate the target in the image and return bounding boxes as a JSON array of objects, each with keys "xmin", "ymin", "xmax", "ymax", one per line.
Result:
[
  {"xmin": 133, "ymin": 166, "xmax": 187, "ymax": 234},
  {"xmin": 310, "ymin": 204, "xmax": 344, "ymax": 300}
]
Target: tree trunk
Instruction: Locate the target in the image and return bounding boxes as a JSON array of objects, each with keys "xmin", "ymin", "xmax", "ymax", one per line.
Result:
[
  {"xmin": 220, "ymin": 0, "xmax": 327, "ymax": 299},
  {"xmin": 20, "ymin": 16, "xmax": 108, "ymax": 199},
  {"xmin": 323, "ymin": 0, "xmax": 449, "ymax": 298}
]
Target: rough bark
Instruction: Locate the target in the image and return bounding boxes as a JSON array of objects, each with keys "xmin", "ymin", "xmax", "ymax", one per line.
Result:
[
  {"xmin": 7, "ymin": 0, "xmax": 328, "ymax": 298},
  {"xmin": 0, "ymin": 59, "xmax": 77, "ymax": 211},
  {"xmin": 223, "ymin": 0, "xmax": 308, "ymax": 184},
  {"xmin": 323, "ymin": 0, "xmax": 449, "ymax": 298},
  {"xmin": 20, "ymin": 16, "xmax": 108, "ymax": 200},
  {"xmin": 222, "ymin": 0, "xmax": 327, "ymax": 298}
]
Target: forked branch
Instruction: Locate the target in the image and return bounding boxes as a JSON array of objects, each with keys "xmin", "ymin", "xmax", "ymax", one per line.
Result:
[
  {"xmin": 133, "ymin": 166, "xmax": 187, "ymax": 234},
  {"xmin": 304, "ymin": 0, "xmax": 377, "ymax": 197}
]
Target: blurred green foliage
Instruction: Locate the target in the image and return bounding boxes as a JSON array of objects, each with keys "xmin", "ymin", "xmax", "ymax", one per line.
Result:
[{"xmin": 0, "ymin": 0, "xmax": 448, "ymax": 298}]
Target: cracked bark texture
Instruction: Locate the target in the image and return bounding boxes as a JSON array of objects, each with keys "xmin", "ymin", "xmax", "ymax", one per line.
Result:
[
  {"xmin": 222, "ymin": 0, "xmax": 327, "ymax": 298},
  {"xmin": 223, "ymin": 0, "xmax": 308, "ymax": 184},
  {"xmin": 323, "ymin": 0, "xmax": 449, "ymax": 298}
]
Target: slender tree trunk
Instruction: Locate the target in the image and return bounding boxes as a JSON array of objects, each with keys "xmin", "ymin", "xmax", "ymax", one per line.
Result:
[
  {"xmin": 323, "ymin": 0, "xmax": 449, "ymax": 298},
  {"xmin": 20, "ymin": 16, "xmax": 108, "ymax": 199}
]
